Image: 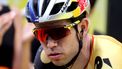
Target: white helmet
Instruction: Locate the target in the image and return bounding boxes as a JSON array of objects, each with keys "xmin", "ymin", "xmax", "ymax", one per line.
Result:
[{"xmin": 25, "ymin": 0, "xmax": 90, "ymax": 23}]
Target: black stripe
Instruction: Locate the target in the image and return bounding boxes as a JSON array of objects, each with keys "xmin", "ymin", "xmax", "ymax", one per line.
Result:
[
  {"xmin": 41, "ymin": 0, "xmax": 51, "ymax": 16},
  {"xmin": 50, "ymin": 2, "xmax": 64, "ymax": 15},
  {"xmin": 66, "ymin": 2, "xmax": 78, "ymax": 12}
]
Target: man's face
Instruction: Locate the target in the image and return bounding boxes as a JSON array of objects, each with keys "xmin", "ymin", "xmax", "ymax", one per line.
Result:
[{"xmin": 34, "ymin": 20, "xmax": 79, "ymax": 66}]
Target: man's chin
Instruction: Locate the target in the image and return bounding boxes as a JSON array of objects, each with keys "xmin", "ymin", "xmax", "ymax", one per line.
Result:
[{"xmin": 52, "ymin": 60, "xmax": 68, "ymax": 66}]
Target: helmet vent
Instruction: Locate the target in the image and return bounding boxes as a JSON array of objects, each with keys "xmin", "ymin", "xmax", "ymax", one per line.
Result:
[
  {"xmin": 33, "ymin": 0, "xmax": 38, "ymax": 16},
  {"xmin": 66, "ymin": 2, "xmax": 78, "ymax": 12},
  {"xmin": 49, "ymin": 2, "xmax": 64, "ymax": 15},
  {"xmin": 42, "ymin": 0, "xmax": 51, "ymax": 16}
]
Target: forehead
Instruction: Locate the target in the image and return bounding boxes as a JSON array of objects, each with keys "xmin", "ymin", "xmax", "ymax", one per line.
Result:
[{"xmin": 34, "ymin": 20, "xmax": 71, "ymax": 28}]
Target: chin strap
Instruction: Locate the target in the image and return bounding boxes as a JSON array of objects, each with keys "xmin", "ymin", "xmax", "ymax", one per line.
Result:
[{"xmin": 58, "ymin": 41, "xmax": 82, "ymax": 69}]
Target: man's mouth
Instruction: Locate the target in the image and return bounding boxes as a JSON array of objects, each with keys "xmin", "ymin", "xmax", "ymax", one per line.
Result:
[{"xmin": 48, "ymin": 53, "xmax": 62, "ymax": 60}]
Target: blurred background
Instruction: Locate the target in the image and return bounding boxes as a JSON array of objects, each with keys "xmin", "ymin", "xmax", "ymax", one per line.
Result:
[{"xmin": 89, "ymin": 0, "xmax": 122, "ymax": 42}]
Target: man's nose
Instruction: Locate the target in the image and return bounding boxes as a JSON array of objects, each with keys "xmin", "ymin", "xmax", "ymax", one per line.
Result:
[{"xmin": 46, "ymin": 37, "xmax": 58, "ymax": 48}]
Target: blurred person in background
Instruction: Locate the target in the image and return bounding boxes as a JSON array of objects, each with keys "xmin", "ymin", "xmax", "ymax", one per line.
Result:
[
  {"xmin": 0, "ymin": 4, "xmax": 16, "ymax": 69},
  {"xmin": 8, "ymin": 0, "xmax": 41, "ymax": 66},
  {"xmin": 0, "ymin": 2, "xmax": 40, "ymax": 69},
  {"xmin": 25, "ymin": 0, "xmax": 122, "ymax": 69}
]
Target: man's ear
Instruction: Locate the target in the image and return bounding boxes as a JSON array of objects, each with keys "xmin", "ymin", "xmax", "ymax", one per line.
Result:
[{"xmin": 77, "ymin": 18, "xmax": 89, "ymax": 34}]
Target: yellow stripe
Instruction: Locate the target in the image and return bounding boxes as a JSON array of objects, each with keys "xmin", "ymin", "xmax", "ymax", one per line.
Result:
[{"xmin": 73, "ymin": 7, "xmax": 81, "ymax": 17}]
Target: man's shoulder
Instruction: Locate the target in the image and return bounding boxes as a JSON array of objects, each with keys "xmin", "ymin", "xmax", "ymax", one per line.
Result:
[
  {"xmin": 86, "ymin": 35, "xmax": 122, "ymax": 69},
  {"xmin": 92, "ymin": 35, "xmax": 122, "ymax": 56},
  {"xmin": 93, "ymin": 35, "xmax": 122, "ymax": 49}
]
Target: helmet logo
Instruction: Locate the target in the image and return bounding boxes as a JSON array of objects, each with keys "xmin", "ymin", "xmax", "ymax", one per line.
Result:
[{"xmin": 61, "ymin": 0, "xmax": 70, "ymax": 12}]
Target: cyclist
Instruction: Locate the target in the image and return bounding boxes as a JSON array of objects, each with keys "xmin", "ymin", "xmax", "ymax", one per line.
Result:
[{"xmin": 25, "ymin": 0, "xmax": 122, "ymax": 69}]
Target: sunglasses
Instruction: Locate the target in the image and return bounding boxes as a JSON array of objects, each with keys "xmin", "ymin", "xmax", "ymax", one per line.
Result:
[{"xmin": 33, "ymin": 20, "xmax": 80, "ymax": 42}]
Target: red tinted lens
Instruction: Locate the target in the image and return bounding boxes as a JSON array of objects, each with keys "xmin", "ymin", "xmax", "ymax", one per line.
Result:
[
  {"xmin": 34, "ymin": 27, "xmax": 71, "ymax": 42},
  {"xmin": 33, "ymin": 29, "xmax": 48, "ymax": 42}
]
